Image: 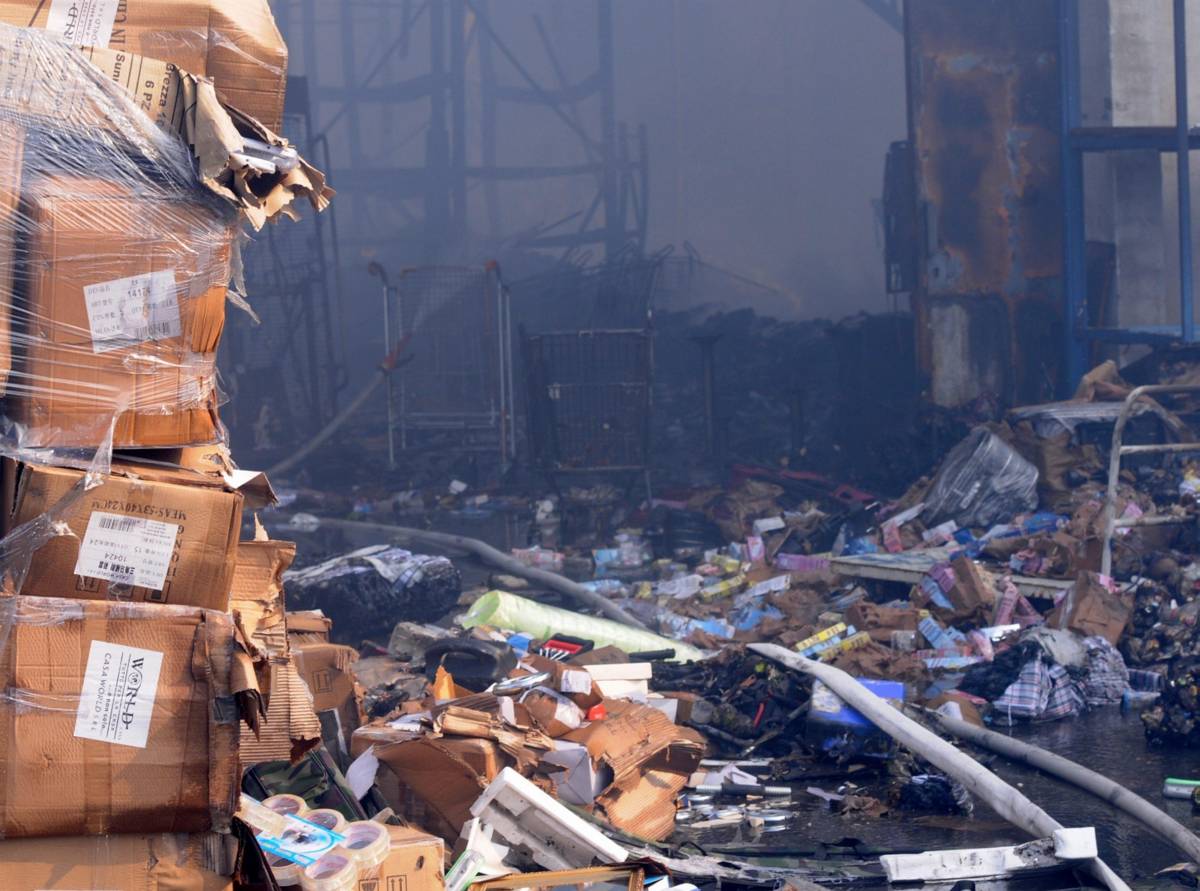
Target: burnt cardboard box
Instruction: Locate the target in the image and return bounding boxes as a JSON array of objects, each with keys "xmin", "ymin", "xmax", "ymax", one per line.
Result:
[
  {"xmin": 12, "ymin": 461, "xmax": 243, "ymax": 610},
  {"xmin": 293, "ymin": 639, "xmax": 364, "ymax": 762},
  {"xmin": 357, "ymin": 826, "xmax": 445, "ymax": 891},
  {"xmin": 0, "ymin": 595, "xmax": 248, "ymax": 838},
  {"xmin": 1047, "ymin": 571, "xmax": 1134, "ymax": 646},
  {"xmin": 15, "ymin": 174, "xmax": 235, "ymax": 448},
  {"xmin": 0, "ymin": 0, "xmax": 288, "ymax": 130},
  {"xmin": 351, "ymin": 727, "xmax": 494, "ymax": 844},
  {"xmin": 562, "ymin": 699, "xmax": 705, "ymax": 842},
  {"xmin": 0, "ymin": 832, "xmax": 236, "ymax": 890}
]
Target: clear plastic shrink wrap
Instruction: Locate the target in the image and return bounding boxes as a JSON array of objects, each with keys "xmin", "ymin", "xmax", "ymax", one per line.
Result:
[
  {"xmin": 0, "ymin": 0, "xmax": 288, "ymax": 131},
  {"xmin": 0, "ymin": 595, "xmax": 259, "ymax": 839},
  {"xmin": 0, "ymin": 24, "xmax": 239, "ymax": 455}
]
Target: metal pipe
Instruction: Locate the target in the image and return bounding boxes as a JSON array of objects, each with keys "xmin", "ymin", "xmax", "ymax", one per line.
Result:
[
  {"xmin": 597, "ymin": 0, "xmax": 621, "ymax": 260},
  {"xmin": 1176, "ymin": 0, "xmax": 1195, "ymax": 342}
]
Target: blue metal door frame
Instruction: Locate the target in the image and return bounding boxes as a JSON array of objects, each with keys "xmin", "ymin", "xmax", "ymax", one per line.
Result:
[{"xmin": 1060, "ymin": 0, "xmax": 1197, "ymax": 390}]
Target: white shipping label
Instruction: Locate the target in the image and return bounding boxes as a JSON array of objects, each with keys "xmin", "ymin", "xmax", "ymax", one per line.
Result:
[
  {"xmin": 73, "ymin": 641, "xmax": 164, "ymax": 749},
  {"xmin": 74, "ymin": 511, "xmax": 181, "ymax": 591},
  {"xmin": 47, "ymin": 0, "xmax": 121, "ymax": 48},
  {"xmin": 83, "ymin": 270, "xmax": 181, "ymax": 354}
]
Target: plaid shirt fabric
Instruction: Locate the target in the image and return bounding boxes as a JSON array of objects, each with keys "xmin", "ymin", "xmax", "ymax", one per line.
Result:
[
  {"xmin": 1127, "ymin": 668, "xmax": 1165, "ymax": 693},
  {"xmin": 992, "ymin": 656, "xmax": 1085, "ymax": 724}
]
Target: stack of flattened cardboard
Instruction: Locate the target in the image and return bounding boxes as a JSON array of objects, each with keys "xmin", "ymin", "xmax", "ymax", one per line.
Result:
[{"xmin": 0, "ymin": 6, "xmax": 333, "ymax": 889}]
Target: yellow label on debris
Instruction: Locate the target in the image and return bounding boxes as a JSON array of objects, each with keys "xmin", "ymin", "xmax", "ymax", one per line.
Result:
[{"xmin": 793, "ymin": 623, "xmax": 847, "ymax": 652}]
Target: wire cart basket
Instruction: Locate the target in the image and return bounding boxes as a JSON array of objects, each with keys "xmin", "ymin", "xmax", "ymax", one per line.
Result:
[
  {"xmin": 396, "ymin": 265, "xmax": 515, "ymax": 465},
  {"xmin": 522, "ymin": 329, "xmax": 653, "ymax": 479}
]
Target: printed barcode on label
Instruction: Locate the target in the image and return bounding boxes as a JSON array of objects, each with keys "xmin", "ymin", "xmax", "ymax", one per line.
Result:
[
  {"xmin": 97, "ymin": 515, "xmax": 138, "ymax": 533},
  {"xmin": 74, "ymin": 511, "xmax": 181, "ymax": 591}
]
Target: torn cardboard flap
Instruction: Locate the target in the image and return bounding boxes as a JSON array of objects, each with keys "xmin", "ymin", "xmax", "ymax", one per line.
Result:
[
  {"xmin": 239, "ymin": 654, "xmax": 321, "ymax": 765},
  {"xmin": 231, "ymin": 537, "xmax": 297, "ymax": 638},
  {"xmin": 433, "ymin": 703, "xmax": 553, "ymax": 768},
  {"xmin": 81, "ymin": 45, "xmax": 332, "ymax": 229},
  {"xmin": 287, "ymin": 609, "xmax": 333, "ymax": 642}
]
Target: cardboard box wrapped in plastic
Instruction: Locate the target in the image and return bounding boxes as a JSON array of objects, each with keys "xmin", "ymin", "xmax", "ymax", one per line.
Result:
[
  {"xmin": 0, "ymin": 0, "xmax": 288, "ymax": 130},
  {"xmin": 0, "ymin": 595, "xmax": 257, "ymax": 838},
  {"xmin": 10, "ymin": 462, "xmax": 244, "ymax": 609},
  {"xmin": 0, "ymin": 832, "xmax": 235, "ymax": 890},
  {"xmin": 14, "ymin": 173, "xmax": 235, "ymax": 448}
]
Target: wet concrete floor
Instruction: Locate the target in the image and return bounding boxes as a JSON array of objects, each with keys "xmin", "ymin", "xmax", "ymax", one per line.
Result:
[{"xmin": 682, "ymin": 707, "xmax": 1199, "ymax": 881}]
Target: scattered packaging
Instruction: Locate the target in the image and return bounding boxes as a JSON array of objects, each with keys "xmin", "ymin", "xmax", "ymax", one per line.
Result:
[{"xmin": 561, "ymin": 700, "xmax": 705, "ymax": 841}]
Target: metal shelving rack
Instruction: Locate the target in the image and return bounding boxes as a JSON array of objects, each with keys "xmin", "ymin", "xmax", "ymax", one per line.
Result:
[{"xmin": 1060, "ymin": 0, "xmax": 1199, "ymax": 387}]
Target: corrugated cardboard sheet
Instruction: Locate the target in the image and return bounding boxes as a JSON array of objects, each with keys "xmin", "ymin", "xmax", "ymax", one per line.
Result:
[
  {"xmin": 0, "ymin": 832, "xmax": 235, "ymax": 890},
  {"xmin": 0, "ymin": 0, "xmax": 288, "ymax": 130},
  {"xmin": 238, "ymin": 655, "xmax": 320, "ymax": 765},
  {"xmin": 0, "ymin": 596, "xmax": 249, "ymax": 838},
  {"xmin": 13, "ymin": 462, "xmax": 243, "ymax": 609},
  {"xmin": 232, "ymin": 535, "xmax": 321, "ymax": 766},
  {"xmin": 16, "ymin": 174, "xmax": 235, "ymax": 448},
  {"xmin": 562, "ymin": 700, "xmax": 704, "ymax": 842},
  {"xmin": 230, "ymin": 537, "xmax": 296, "ymax": 637}
]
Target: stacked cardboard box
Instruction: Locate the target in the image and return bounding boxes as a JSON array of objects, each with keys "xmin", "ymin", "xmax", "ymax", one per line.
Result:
[{"xmin": 0, "ymin": 7, "xmax": 333, "ymax": 889}]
